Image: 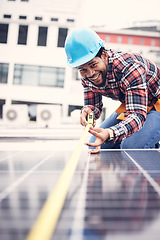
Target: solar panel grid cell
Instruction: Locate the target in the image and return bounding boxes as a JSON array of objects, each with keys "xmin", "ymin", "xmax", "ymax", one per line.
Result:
[{"xmin": 0, "ymin": 149, "xmax": 160, "ymax": 240}]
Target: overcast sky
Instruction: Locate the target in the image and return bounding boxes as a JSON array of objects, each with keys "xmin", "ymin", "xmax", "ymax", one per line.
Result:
[{"xmin": 84, "ymin": 0, "xmax": 160, "ymax": 29}]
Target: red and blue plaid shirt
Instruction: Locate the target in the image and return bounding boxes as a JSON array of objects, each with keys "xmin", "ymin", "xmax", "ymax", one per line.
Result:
[{"xmin": 81, "ymin": 49, "xmax": 160, "ymax": 142}]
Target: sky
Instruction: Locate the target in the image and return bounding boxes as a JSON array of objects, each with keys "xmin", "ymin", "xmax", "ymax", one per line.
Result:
[{"xmin": 84, "ymin": 0, "xmax": 160, "ymax": 29}]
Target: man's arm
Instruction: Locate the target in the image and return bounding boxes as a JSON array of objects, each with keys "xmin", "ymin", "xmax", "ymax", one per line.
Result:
[{"xmin": 111, "ymin": 64, "xmax": 148, "ymax": 142}]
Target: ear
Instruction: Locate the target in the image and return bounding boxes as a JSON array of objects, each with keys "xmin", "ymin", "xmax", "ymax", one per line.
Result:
[{"xmin": 101, "ymin": 50, "xmax": 108, "ymax": 63}]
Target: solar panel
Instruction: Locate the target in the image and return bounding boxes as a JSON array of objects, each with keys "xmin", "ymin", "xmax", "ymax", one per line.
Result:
[
  {"xmin": 0, "ymin": 148, "xmax": 160, "ymax": 240},
  {"xmin": 53, "ymin": 150, "xmax": 160, "ymax": 240}
]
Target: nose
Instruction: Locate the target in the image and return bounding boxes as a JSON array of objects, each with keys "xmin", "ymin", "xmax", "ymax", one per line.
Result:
[{"xmin": 86, "ymin": 68, "xmax": 95, "ymax": 78}]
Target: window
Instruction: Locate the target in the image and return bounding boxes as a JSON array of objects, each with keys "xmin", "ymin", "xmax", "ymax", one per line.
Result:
[
  {"xmin": 37, "ymin": 27, "xmax": 48, "ymax": 46},
  {"xmin": 68, "ymin": 105, "xmax": 82, "ymax": 116},
  {"xmin": 0, "ymin": 99, "xmax": 5, "ymax": 119},
  {"xmin": 128, "ymin": 37, "xmax": 133, "ymax": 44},
  {"xmin": 140, "ymin": 38, "xmax": 144, "ymax": 45},
  {"xmin": 67, "ymin": 19, "xmax": 74, "ymax": 23},
  {"xmin": 0, "ymin": 63, "xmax": 9, "ymax": 83},
  {"xmin": 117, "ymin": 36, "xmax": 122, "ymax": 43},
  {"xmin": 13, "ymin": 64, "xmax": 65, "ymax": 88},
  {"xmin": 19, "ymin": 16, "xmax": 27, "ymax": 19},
  {"xmin": 106, "ymin": 35, "xmax": 110, "ymax": 42},
  {"xmin": 0, "ymin": 24, "xmax": 9, "ymax": 44},
  {"xmin": 17, "ymin": 25, "xmax": 28, "ymax": 45},
  {"xmin": 3, "ymin": 14, "xmax": 11, "ymax": 19},
  {"xmin": 151, "ymin": 39, "xmax": 156, "ymax": 46},
  {"xmin": 35, "ymin": 17, "xmax": 43, "ymax": 21},
  {"xmin": 57, "ymin": 28, "xmax": 68, "ymax": 47},
  {"xmin": 51, "ymin": 18, "xmax": 58, "ymax": 22},
  {"xmin": 72, "ymin": 68, "xmax": 80, "ymax": 81}
]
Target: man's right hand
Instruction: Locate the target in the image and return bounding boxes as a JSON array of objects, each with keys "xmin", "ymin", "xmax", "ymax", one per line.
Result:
[{"xmin": 80, "ymin": 107, "xmax": 95, "ymax": 127}]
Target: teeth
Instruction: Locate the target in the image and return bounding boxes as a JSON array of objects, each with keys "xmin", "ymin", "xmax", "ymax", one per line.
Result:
[{"xmin": 91, "ymin": 74, "xmax": 99, "ymax": 80}]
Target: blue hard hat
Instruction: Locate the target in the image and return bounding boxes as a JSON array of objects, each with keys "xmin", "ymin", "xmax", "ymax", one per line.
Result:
[{"xmin": 65, "ymin": 28, "xmax": 104, "ymax": 68}]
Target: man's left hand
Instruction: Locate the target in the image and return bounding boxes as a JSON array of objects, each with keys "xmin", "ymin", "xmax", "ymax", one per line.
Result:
[{"xmin": 85, "ymin": 126, "xmax": 110, "ymax": 148}]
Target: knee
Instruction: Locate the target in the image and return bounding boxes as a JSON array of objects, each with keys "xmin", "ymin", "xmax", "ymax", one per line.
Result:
[
  {"xmin": 120, "ymin": 140, "xmax": 131, "ymax": 149},
  {"xmin": 120, "ymin": 138, "xmax": 138, "ymax": 149}
]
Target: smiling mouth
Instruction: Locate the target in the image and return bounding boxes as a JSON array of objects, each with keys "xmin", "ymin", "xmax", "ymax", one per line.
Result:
[{"xmin": 89, "ymin": 73, "xmax": 100, "ymax": 81}]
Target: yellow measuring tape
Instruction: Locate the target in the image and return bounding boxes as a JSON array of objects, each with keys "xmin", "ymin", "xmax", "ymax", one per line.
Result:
[{"xmin": 26, "ymin": 123, "xmax": 91, "ymax": 240}]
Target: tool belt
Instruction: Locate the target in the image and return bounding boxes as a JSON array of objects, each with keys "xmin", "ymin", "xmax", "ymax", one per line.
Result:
[{"xmin": 116, "ymin": 98, "xmax": 160, "ymax": 120}]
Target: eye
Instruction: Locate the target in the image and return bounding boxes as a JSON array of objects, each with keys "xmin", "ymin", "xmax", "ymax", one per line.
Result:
[
  {"xmin": 79, "ymin": 68, "xmax": 86, "ymax": 73},
  {"xmin": 91, "ymin": 63, "xmax": 97, "ymax": 68}
]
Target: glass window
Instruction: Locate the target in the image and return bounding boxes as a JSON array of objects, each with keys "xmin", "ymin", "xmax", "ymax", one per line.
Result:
[
  {"xmin": 117, "ymin": 36, "xmax": 122, "ymax": 43},
  {"xmin": 57, "ymin": 28, "xmax": 68, "ymax": 48},
  {"xmin": 14, "ymin": 65, "xmax": 38, "ymax": 85},
  {"xmin": 0, "ymin": 63, "xmax": 9, "ymax": 83},
  {"xmin": 151, "ymin": 39, "xmax": 156, "ymax": 46},
  {"xmin": 19, "ymin": 16, "xmax": 27, "ymax": 19},
  {"xmin": 67, "ymin": 19, "xmax": 74, "ymax": 22},
  {"xmin": 37, "ymin": 26, "xmax": 48, "ymax": 46},
  {"xmin": 51, "ymin": 18, "xmax": 58, "ymax": 22},
  {"xmin": 3, "ymin": 14, "xmax": 11, "ymax": 19},
  {"xmin": 17, "ymin": 25, "xmax": 28, "ymax": 45},
  {"xmin": 0, "ymin": 99, "xmax": 5, "ymax": 119},
  {"xmin": 55, "ymin": 68, "xmax": 65, "ymax": 87},
  {"xmin": 35, "ymin": 17, "xmax": 43, "ymax": 21},
  {"xmin": 39, "ymin": 67, "xmax": 65, "ymax": 87},
  {"xmin": 72, "ymin": 68, "xmax": 80, "ymax": 81},
  {"xmin": 0, "ymin": 24, "xmax": 9, "ymax": 44},
  {"xmin": 13, "ymin": 64, "xmax": 65, "ymax": 88},
  {"xmin": 39, "ymin": 67, "xmax": 56, "ymax": 86},
  {"xmin": 106, "ymin": 35, "xmax": 110, "ymax": 42},
  {"xmin": 128, "ymin": 37, "xmax": 133, "ymax": 44},
  {"xmin": 68, "ymin": 105, "xmax": 82, "ymax": 116},
  {"xmin": 140, "ymin": 38, "xmax": 144, "ymax": 45}
]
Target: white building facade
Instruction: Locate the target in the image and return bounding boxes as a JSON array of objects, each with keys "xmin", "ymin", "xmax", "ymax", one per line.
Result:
[
  {"xmin": 0, "ymin": 0, "xmax": 160, "ymax": 126},
  {"xmin": 0, "ymin": 0, "xmax": 85, "ymax": 125}
]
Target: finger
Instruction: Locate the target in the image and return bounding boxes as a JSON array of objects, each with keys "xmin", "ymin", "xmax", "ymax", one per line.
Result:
[
  {"xmin": 85, "ymin": 141, "xmax": 102, "ymax": 148},
  {"xmin": 89, "ymin": 127, "xmax": 102, "ymax": 133},
  {"xmin": 93, "ymin": 128, "xmax": 103, "ymax": 133},
  {"xmin": 93, "ymin": 120, "xmax": 96, "ymax": 127},
  {"xmin": 80, "ymin": 113, "xmax": 90, "ymax": 126},
  {"xmin": 88, "ymin": 125, "xmax": 94, "ymax": 130},
  {"xmin": 88, "ymin": 146, "xmax": 101, "ymax": 154},
  {"xmin": 88, "ymin": 128, "xmax": 101, "ymax": 138},
  {"xmin": 88, "ymin": 149, "xmax": 100, "ymax": 154},
  {"xmin": 83, "ymin": 107, "xmax": 92, "ymax": 115},
  {"xmin": 81, "ymin": 120, "xmax": 88, "ymax": 126},
  {"xmin": 80, "ymin": 115, "xmax": 88, "ymax": 126},
  {"xmin": 81, "ymin": 107, "xmax": 92, "ymax": 117}
]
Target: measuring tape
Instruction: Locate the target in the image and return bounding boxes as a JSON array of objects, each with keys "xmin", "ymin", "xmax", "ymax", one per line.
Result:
[
  {"xmin": 87, "ymin": 112, "xmax": 94, "ymax": 124},
  {"xmin": 26, "ymin": 114, "xmax": 93, "ymax": 240}
]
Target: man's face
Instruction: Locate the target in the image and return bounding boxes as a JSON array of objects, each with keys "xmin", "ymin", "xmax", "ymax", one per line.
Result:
[{"xmin": 77, "ymin": 51, "xmax": 108, "ymax": 87}]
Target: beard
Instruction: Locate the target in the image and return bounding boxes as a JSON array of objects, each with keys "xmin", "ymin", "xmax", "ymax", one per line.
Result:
[{"xmin": 87, "ymin": 70, "xmax": 107, "ymax": 87}]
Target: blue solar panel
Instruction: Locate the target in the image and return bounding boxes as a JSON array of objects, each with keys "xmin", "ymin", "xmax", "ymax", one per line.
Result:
[{"xmin": 0, "ymin": 148, "xmax": 160, "ymax": 240}]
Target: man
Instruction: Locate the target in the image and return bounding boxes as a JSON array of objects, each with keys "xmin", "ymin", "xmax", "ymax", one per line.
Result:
[{"xmin": 65, "ymin": 28, "xmax": 160, "ymax": 153}]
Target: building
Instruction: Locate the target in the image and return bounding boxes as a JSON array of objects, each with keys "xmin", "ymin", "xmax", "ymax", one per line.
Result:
[
  {"xmin": 0, "ymin": 0, "xmax": 85, "ymax": 126},
  {"xmin": 0, "ymin": 1, "xmax": 160, "ymax": 126},
  {"xmin": 95, "ymin": 26, "xmax": 160, "ymax": 66}
]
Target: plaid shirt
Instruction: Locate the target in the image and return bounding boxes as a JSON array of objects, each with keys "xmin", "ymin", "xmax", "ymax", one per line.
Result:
[{"xmin": 81, "ymin": 49, "xmax": 160, "ymax": 142}]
